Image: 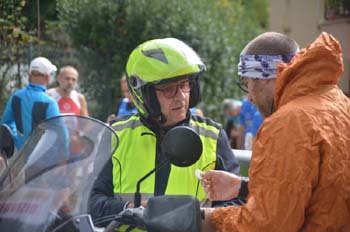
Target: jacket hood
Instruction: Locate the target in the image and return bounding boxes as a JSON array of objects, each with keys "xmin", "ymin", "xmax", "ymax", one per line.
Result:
[{"xmin": 274, "ymin": 32, "xmax": 344, "ymax": 110}]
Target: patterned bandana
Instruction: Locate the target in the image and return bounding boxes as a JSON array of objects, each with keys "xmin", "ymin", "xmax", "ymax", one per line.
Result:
[{"xmin": 238, "ymin": 53, "xmax": 297, "ymax": 79}]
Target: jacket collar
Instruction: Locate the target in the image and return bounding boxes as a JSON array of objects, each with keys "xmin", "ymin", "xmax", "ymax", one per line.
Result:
[
  {"xmin": 140, "ymin": 111, "xmax": 191, "ymax": 137},
  {"xmin": 274, "ymin": 32, "xmax": 343, "ymax": 111},
  {"xmin": 27, "ymin": 83, "xmax": 47, "ymax": 92}
]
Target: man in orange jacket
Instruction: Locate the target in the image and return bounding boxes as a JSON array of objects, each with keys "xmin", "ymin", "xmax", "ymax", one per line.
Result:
[{"xmin": 201, "ymin": 32, "xmax": 350, "ymax": 231}]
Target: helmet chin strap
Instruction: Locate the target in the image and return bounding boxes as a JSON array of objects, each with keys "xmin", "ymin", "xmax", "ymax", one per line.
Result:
[
  {"xmin": 147, "ymin": 113, "xmax": 168, "ymax": 138},
  {"xmin": 148, "ymin": 112, "xmax": 166, "ymax": 129}
]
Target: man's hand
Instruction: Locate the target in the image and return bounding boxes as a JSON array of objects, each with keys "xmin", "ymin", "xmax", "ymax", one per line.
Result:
[
  {"xmin": 127, "ymin": 200, "xmax": 148, "ymax": 209},
  {"xmin": 201, "ymin": 170, "xmax": 241, "ymax": 201},
  {"xmin": 118, "ymin": 207, "xmax": 146, "ymax": 230}
]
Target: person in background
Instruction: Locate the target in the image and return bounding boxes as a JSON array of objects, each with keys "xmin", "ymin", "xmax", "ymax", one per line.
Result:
[
  {"xmin": 89, "ymin": 38, "xmax": 244, "ymax": 228},
  {"xmin": 106, "ymin": 75, "xmax": 138, "ymax": 124},
  {"xmin": 47, "ymin": 65, "xmax": 89, "ymax": 160},
  {"xmin": 1, "ymin": 57, "xmax": 60, "ymax": 150},
  {"xmin": 251, "ymin": 110, "xmax": 263, "ymax": 136},
  {"xmin": 201, "ymin": 32, "xmax": 350, "ymax": 231},
  {"xmin": 190, "ymin": 107, "xmax": 204, "ymax": 116},
  {"xmin": 221, "ymin": 99, "xmax": 241, "ymax": 149},
  {"xmin": 47, "ymin": 65, "xmax": 89, "ymax": 116},
  {"xmin": 1, "ymin": 57, "xmax": 59, "ymax": 149},
  {"xmin": 236, "ymin": 97, "xmax": 261, "ymax": 150},
  {"xmin": 115, "ymin": 75, "xmax": 138, "ymax": 117}
]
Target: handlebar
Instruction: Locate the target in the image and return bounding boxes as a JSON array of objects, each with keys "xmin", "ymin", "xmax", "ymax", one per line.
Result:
[
  {"xmin": 103, "ymin": 195, "xmax": 201, "ymax": 232},
  {"xmin": 105, "ymin": 207, "xmax": 145, "ymax": 232}
]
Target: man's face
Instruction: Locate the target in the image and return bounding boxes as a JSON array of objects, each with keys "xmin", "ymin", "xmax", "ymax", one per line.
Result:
[
  {"xmin": 244, "ymin": 77, "xmax": 275, "ymax": 119},
  {"xmin": 58, "ymin": 68, "xmax": 78, "ymax": 93},
  {"xmin": 155, "ymin": 79, "xmax": 191, "ymax": 127}
]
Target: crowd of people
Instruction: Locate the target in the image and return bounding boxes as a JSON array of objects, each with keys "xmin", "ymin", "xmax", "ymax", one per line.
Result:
[
  {"xmin": 1, "ymin": 30, "xmax": 350, "ymax": 232},
  {"xmin": 222, "ymin": 97, "xmax": 263, "ymax": 150},
  {"xmin": 1, "ymin": 57, "xmax": 61, "ymax": 150},
  {"xmin": 0, "ymin": 56, "xmax": 257, "ymax": 153},
  {"xmin": 1, "ymin": 58, "xmax": 89, "ymax": 150}
]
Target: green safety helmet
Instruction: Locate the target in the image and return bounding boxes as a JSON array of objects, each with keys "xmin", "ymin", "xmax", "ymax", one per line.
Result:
[{"xmin": 126, "ymin": 38, "xmax": 206, "ymax": 119}]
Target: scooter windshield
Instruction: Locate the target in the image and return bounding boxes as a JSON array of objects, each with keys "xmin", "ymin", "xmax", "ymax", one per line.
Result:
[{"xmin": 0, "ymin": 115, "xmax": 118, "ymax": 232}]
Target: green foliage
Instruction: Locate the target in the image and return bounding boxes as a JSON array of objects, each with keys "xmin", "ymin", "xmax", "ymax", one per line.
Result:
[
  {"xmin": 242, "ymin": 0, "xmax": 270, "ymax": 29},
  {"xmin": 21, "ymin": 0, "xmax": 58, "ymax": 40},
  {"xmin": 57, "ymin": 0, "xmax": 268, "ymax": 121},
  {"xmin": 0, "ymin": 0, "xmax": 37, "ymax": 113}
]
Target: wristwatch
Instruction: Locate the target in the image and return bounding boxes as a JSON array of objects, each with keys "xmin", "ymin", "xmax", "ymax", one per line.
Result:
[
  {"xmin": 238, "ymin": 176, "xmax": 249, "ymax": 199},
  {"xmin": 200, "ymin": 208, "xmax": 205, "ymax": 219}
]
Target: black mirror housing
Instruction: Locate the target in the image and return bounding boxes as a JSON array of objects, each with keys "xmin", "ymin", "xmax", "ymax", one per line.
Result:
[
  {"xmin": 144, "ymin": 195, "xmax": 201, "ymax": 232},
  {"xmin": 162, "ymin": 126, "xmax": 202, "ymax": 167},
  {"xmin": 0, "ymin": 124, "xmax": 15, "ymax": 160}
]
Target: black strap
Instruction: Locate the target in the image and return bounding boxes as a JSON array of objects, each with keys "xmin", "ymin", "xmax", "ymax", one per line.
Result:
[
  {"xmin": 32, "ymin": 101, "xmax": 49, "ymax": 129},
  {"xmin": 12, "ymin": 96, "xmax": 23, "ymax": 135},
  {"xmin": 238, "ymin": 176, "xmax": 249, "ymax": 199},
  {"xmin": 200, "ymin": 208, "xmax": 205, "ymax": 219}
]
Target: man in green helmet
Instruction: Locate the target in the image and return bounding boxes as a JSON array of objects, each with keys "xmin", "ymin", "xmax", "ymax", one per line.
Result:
[{"xmin": 89, "ymin": 38, "xmax": 243, "ymax": 228}]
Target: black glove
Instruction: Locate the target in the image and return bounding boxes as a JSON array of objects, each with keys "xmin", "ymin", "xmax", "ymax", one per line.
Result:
[{"xmin": 117, "ymin": 207, "xmax": 146, "ymax": 229}]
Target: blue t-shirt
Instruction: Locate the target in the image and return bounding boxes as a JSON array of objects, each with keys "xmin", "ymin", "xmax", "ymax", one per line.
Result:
[
  {"xmin": 239, "ymin": 98, "xmax": 265, "ymax": 149},
  {"xmin": 239, "ymin": 98, "xmax": 257, "ymax": 135},
  {"xmin": 190, "ymin": 107, "xmax": 202, "ymax": 116},
  {"xmin": 1, "ymin": 83, "xmax": 60, "ymax": 149},
  {"xmin": 252, "ymin": 111, "xmax": 263, "ymax": 135},
  {"xmin": 116, "ymin": 98, "xmax": 138, "ymax": 117}
]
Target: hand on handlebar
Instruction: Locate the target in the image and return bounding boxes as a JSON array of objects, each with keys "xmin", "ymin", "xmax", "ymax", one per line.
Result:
[
  {"xmin": 127, "ymin": 200, "xmax": 148, "ymax": 209},
  {"xmin": 117, "ymin": 207, "xmax": 146, "ymax": 230},
  {"xmin": 104, "ymin": 206, "xmax": 146, "ymax": 232}
]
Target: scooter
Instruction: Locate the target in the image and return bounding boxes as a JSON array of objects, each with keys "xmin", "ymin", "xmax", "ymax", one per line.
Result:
[{"xmin": 0, "ymin": 115, "xmax": 203, "ymax": 232}]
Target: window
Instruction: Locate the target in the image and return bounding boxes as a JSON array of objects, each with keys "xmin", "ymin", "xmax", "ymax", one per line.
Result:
[{"xmin": 325, "ymin": 0, "xmax": 350, "ymax": 20}]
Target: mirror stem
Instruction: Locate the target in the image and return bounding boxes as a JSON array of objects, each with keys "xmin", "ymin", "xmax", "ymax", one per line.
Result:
[{"xmin": 134, "ymin": 159, "xmax": 169, "ymax": 207}]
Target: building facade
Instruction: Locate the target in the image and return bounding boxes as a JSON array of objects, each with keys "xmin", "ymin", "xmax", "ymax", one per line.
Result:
[{"xmin": 270, "ymin": 0, "xmax": 350, "ymax": 96}]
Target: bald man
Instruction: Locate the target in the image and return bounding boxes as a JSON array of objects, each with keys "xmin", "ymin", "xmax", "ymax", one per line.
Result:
[{"xmin": 47, "ymin": 66, "xmax": 89, "ymax": 116}]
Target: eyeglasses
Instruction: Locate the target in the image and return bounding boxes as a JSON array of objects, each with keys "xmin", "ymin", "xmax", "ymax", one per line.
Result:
[
  {"xmin": 155, "ymin": 80, "xmax": 191, "ymax": 98},
  {"xmin": 236, "ymin": 76, "xmax": 248, "ymax": 93}
]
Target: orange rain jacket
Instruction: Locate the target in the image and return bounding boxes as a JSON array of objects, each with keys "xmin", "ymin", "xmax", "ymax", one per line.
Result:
[{"xmin": 212, "ymin": 32, "xmax": 350, "ymax": 231}]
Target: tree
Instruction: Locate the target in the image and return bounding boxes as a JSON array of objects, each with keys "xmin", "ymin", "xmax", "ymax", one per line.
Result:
[
  {"xmin": 0, "ymin": 0, "xmax": 37, "ymax": 113},
  {"xmin": 22, "ymin": 0, "xmax": 57, "ymax": 40},
  {"xmin": 57, "ymin": 0, "xmax": 268, "ymax": 121}
]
